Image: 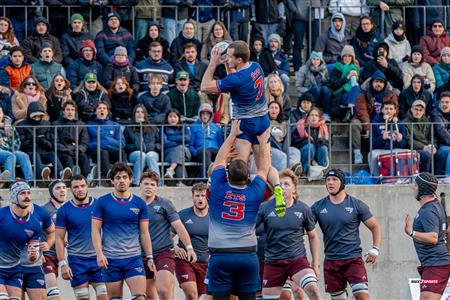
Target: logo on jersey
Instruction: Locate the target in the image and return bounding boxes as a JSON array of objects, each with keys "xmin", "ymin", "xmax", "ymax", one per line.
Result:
[
  {"xmin": 182, "ymin": 274, "xmax": 189, "ymax": 279},
  {"xmin": 37, "ymin": 279, "xmax": 45, "ymax": 286},
  {"xmin": 263, "ymin": 280, "xmax": 268, "ymax": 286},
  {"xmin": 294, "ymin": 212, "xmax": 303, "ymax": 219},
  {"xmin": 185, "ymin": 219, "xmax": 194, "ymax": 224},
  {"xmin": 268, "ymin": 211, "xmax": 276, "ymax": 217},
  {"xmin": 163, "ymin": 264, "xmax": 169, "ymax": 269},
  {"xmin": 153, "ymin": 206, "xmax": 161, "ymax": 211},
  {"xmin": 345, "ymin": 207, "xmax": 354, "ymax": 214},
  {"xmin": 24, "ymin": 229, "xmax": 34, "ymax": 237},
  {"xmin": 130, "ymin": 208, "xmax": 140, "ymax": 215},
  {"xmin": 135, "ymin": 267, "xmax": 143, "ymax": 273},
  {"xmin": 320, "ymin": 208, "xmax": 328, "ymax": 214}
]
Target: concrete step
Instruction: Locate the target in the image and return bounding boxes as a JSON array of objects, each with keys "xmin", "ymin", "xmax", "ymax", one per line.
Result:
[
  {"xmin": 330, "ymin": 149, "xmax": 352, "ymax": 165},
  {"xmin": 331, "ymin": 135, "xmax": 349, "ymax": 151}
]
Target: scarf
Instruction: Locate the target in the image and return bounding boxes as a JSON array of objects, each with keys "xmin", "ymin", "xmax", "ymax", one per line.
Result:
[
  {"xmin": 26, "ymin": 92, "xmax": 40, "ymax": 104},
  {"xmin": 355, "ymin": 26, "xmax": 375, "ymax": 47},
  {"xmin": 112, "ymin": 57, "xmax": 129, "ymax": 67},
  {"xmin": 308, "ymin": 61, "xmax": 328, "ymax": 87},
  {"xmin": 393, "ymin": 32, "xmax": 405, "ymax": 41},
  {"xmin": 296, "ymin": 118, "xmax": 329, "ymax": 141},
  {"xmin": 333, "ymin": 61, "xmax": 359, "ymax": 93}
]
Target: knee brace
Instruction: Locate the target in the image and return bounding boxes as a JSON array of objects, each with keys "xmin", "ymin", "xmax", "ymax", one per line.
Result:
[
  {"xmin": 8, "ymin": 297, "xmax": 21, "ymax": 300},
  {"xmin": 0, "ymin": 292, "xmax": 7, "ymax": 300},
  {"xmin": 95, "ymin": 284, "xmax": 107, "ymax": 296},
  {"xmin": 73, "ymin": 287, "xmax": 89, "ymax": 300},
  {"xmin": 330, "ymin": 290, "xmax": 347, "ymax": 300},
  {"xmin": 351, "ymin": 282, "xmax": 369, "ymax": 294},
  {"xmin": 299, "ymin": 273, "xmax": 318, "ymax": 290},
  {"xmin": 131, "ymin": 294, "xmax": 146, "ymax": 300},
  {"xmin": 47, "ymin": 287, "xmax": 60, "ymax": 298}
]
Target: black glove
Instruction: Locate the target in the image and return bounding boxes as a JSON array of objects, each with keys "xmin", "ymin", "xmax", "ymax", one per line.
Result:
[
  {"xmin": 402, "ymin": 55, "xmax": 409, "ymax": 62},
  {"xmin": 277, "ymin": 18, "xmax": 286, "ymax": 36}
]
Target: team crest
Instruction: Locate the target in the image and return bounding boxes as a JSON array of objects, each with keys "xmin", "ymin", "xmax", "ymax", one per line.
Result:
[
  {"xmin": 182, "ymin": 274, "xmax": 189, "ymax": 279},
  {"xmin": 345, "ymin": 207, "xmax": 354, "ymax": 214},
  {"xmin": 130, "ymin": 208, "xmax": 140, "ymax": 215},
  {"xmin": 153, "ymin": 206, "xmax": 160, "ymax": 211},
  {"xmin": 263, "ymin": 280, "xmax": 268, "ymax": 286},
  {"xmin": 24, "ymin": 229, "xmax": 34, "ymax": 237},
  {"xmin": 135, "ymin": 267, "xmax": 143, "ymax": 273},
  {"xmin": 37, "ymin": 279, "xmax": 45, "ymax": 286},
  {"xmin": 294, "ymin": 212, "xmax": 303, "ymax": 219}
]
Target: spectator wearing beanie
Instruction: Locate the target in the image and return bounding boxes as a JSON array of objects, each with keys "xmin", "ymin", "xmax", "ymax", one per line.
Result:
[
  {"xmin": 268, "ymin": 33, "xmax": 290, "ymax": 91},
  {"xmin": 31, "ymin": 43, "xmax": 65, "ymax": 90},
  {"xmin": 101, "ymin": 46, "xmax": 139, "ymax": 94},
  {"xmin": 66, "ymin": 39, "xmax": 103, "ymax": 89},
  {"xmin": 398, "ymin": 74, "xmax": 434, "ymax": 119},
  {"xmin": 290, "ymin": 93, "xmax": 315, "ymax": 149},
  {"xmin": 384, "ymin": 21, "xmax": 411, "ymax": 65},
  {"xmin": 419, "ymin": 19, "xmax": 450, "ymax": 66},
  {"xmin": 61, "ymin": 13, "xmax": 93, "ymax": 67},
  {"xmin": 250, "ymin": 35, "xmax": 277, "ymax": 77},
  {"xmin": 433, "ymin": 47, "xmax": 450, "ymax": 89},
  {"xmin": 402, "ymin": 45, "xmax": 436, "ymax": 92}
]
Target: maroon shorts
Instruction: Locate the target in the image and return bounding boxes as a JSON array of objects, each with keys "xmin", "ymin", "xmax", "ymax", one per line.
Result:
[
  {"xmin": 263, "ymin": 256, "xmax": 311, "ymax": 288},
  {"xmin": 175, "ymin": 258, "xmax": 208, "ymax": 295},
  {"xmin": 43, "ymin": 255, "xmax": 58, "ymax": 277},
  {"xmin": 417, "ymin": 264, "xmax": 450, "ymax": 295},
  {"xmin": 143, "ymin": 250, "xmax": 176, "ymax": 279},
  {"xmin": 259, "ymin": 260, "xmax": 265, "ymax": 290},
  {"xmin": 324, "ymin": 257, "xmax": 368, "ymax": 293}
]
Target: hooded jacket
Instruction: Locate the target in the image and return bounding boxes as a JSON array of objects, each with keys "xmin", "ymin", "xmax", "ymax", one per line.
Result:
[
  {"xmin": 170, "ymin": 31, "xmax": 202, "ymax": 65},
  {"xmin": 296, "ymin": 55, "xmax": 329, "ymax": 94},
  {"xmin": 0, "ymin": 59, "xmax": 32, "ymax": 91},
  {"xmin": 52, "ymin": 116, "xmax": 89, "ymax": 153},
  {"xmin": 94, "ymin": 26, "xmax": 135, "ymax": 66},
  {"xmin": 432, "ymin": 60, "xmax": 450, "ymax": 88},
  {"xmin": 12, "ymin": 90, "xmax": 48, "ymax": 123},
  {"xmin": 22, "ymin": 17, "xmax": 63, "ymax": 64},
  {"xmin": 72, "ymin": 87, "xmax": 110, "ymax": 123},
  {"xmin": 430, "ymin": 107, "xmax": 450, "ymax": 146},
  {"xmin": 60, "ymin": 27, "xmax": 93, "ymax": 67},
  {"xmin": 123, "ymin": 121, "xmax": 161, "ymax": 153},
  {"xmin": 31, "ymin": 59, "xmax": 65, "ymax": 90},
  {"xmin": 419, "ymin": 29, "xmax": 450, "ymax": 66},
  {"xmin": 163, "ymin": 124, "xmax": 191, "ymax": 156},
  {"xmin": 168, "ymin": 86, "xmax": 200, "ymax": 119},
  {"xmin": 398, "ymin": 75, "xmax": 434, "ymax": 119},
  {"xmin": 402, "ymin": 110, "xmax": 435, "ymax": 149},
  {"xmin": 86, "ymin": 117, "xmax": 125, "ymax": 152},
  {"xmin": 137, "ymin": 91, "xmax": 172, "ymax": 124},
  {"xmin": 402, "ymin": 60, "xmax": 436, "ymax": 92},
  {"xmin": 136, "ymin": 24, "xmax": 170, "ymax": 62},
  {"xmin": 371, "ymin": 113, "xmax": 407, "ymax": 150},
  {"xmin": 189, "ymin": 103, "xmax": 224, "ymax": 156},
  {"xmin": 384, "ymin": 33, "xmax": 411, "ymax": 65},
  {"xmin": 250, "ymin": 37, "xmax": 277, "ymax": 76}
]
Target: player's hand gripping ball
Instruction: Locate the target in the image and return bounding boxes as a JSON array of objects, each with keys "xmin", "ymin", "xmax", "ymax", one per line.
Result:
[{"xmin": 212, "ymin": 40, "xmax": 232, "ymax": 61}]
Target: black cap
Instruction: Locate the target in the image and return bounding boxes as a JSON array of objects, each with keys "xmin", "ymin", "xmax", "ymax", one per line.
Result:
[
  {"xmin": 326, "ymin": 168, "xmax": 346, "ymax": 192},
  {"xmin": 415, "ymin": 172, "xmax": 438, "ymax": 201},
  {"xmin": 298, "ymin": 92, "xmax": 314, "ymax": 105}
]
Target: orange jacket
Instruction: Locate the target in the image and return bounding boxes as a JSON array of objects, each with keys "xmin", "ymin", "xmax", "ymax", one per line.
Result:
[{"xmin": 4, "ymin": 64, "xmax": 31, "ymax": 91}]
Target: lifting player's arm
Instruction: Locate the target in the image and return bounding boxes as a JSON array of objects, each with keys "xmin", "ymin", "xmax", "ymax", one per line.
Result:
[
  {"xmin": 212, "ymin": 120, "xmax": 242, "ymax": 170},
  {"xmin": 255, "ymin": 129, "xmax": 271, "ymax": 181},
  {"xmin": 404, "ymin": 213, "xmax": 439, "ymax": 245},
  {"xmin": 55, "ymin": 227, "xmax": 73, "ymax": 280},
  {"xmin": 92, "ymin": 218, "xmax": 108, "ymax": 269},
  {"xmin": 364, "ymin": 216, "xmax": 382, "ymax": 263},
  {"xmin": 171, "ymin": 220, "xmax": 197, "ymax": 263},
  {"xmin": 306, "ymin": 229, "xmax": 321, "ymax": 279},
  {"xmin": 200, "ymin": 47, "xmax": 223, "ymax": 94}
]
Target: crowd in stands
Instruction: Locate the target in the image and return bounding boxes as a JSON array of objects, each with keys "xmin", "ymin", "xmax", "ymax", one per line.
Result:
[{"xmin": 0, "ymin": 1, "xmax": 448, "ymax": 185}]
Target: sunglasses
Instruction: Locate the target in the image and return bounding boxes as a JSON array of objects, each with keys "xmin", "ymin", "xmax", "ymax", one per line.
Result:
[{"xmin": 25, "ymin": 82, "xmax": 36, "ymax": 86}]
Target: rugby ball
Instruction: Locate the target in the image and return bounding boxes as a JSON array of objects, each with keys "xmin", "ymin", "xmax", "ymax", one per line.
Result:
[{"xmin": 213, "ymin": 40, "xmax": 232, "ymax": 59}]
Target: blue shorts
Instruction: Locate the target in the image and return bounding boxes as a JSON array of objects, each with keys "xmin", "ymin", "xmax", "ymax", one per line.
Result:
[
  {"xmin": 22, "ymin": 265, "xmax": 46, "ymax": 290},
  {"xmin": 102, "ymin": 256, "xmax": 145, "ymax": 283},
  {"xmin": 237, "ymin": 114, "xmax": 270, "ymax": 145},
  {"xmin": 68, "ymin": 255, "xmax": 104, "ymax": 287},
  {"xmin": 0, "ymin": 265, "xmax": 23, "ymax": 288},
  {"xmin": 206, "ymin": 252, "xmax": 260, "ymax": 294}
]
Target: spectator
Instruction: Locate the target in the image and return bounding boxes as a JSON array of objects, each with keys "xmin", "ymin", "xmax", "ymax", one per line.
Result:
[
  {"xmin": 72, "ymin": 73, "xmax": 110, "ymax": 123},
  {"xmin": 174, "ymin": 43, "xmax": 207, "ymax": 92},
  {"xmin": 361, "ymin": 42, "xmax": 403, "ymax": 91},
  {"xmin": 189, "ymin": 103, "xmax": 223, "ymax": 177},
  {"xmin": 87, "ymin": 100, "xmax": 126, "ymax": 180},
  {"xmin": 107, "ymin": 76, "xmax": 137, "ymax": 124},
  {"xmin": 430, "ymin": 92, "xmax": 450, "ymax": 181},
  {"xmin": 192, "ymin": 0, "xmax": 223, "ymax": 42},
  {"xmin": 31, "ymin": 43, "xmax": 65, "ymax": 90},
  {"xmin": 0, "ymin": 46, "xmax": 31, "ymax": 92},
  {"xmin": 161, "ymin": 0, "xmax": 192, "ymax": 44},
  {"xmin": 170, "ymin": 21, "xmax": 202, "ymax": 65},
  {"xmin": 61, "ymin": 13, "xmax": 93, "ymax": 67},
  {"xmin": 265, "ymin": 73, "xmax": 291, "ymax": 121},
  {"xmin": 66, "ymin": 39, "xmax": 103, "ymax": 89},
  {"xmin": 136, "ymin": 41, "xmax": 174, "ymax": 93},
  {"xmin": 251, "ymin": 0, "xmax": 285, "ymax": 42},
  {"xmin": 296, "ymin": 51, "xmax": 331, "ymax": 122},
  {"xmin": 267, "ymin": 33, "xmax": 290, "ymax": 92},
  {"xmin": 432, "ymin": 47, "xmax": 450, "ymax": 89},
  {"xmin": 162, "ymin": 108, "xmax": 191, "ymax": 184},
  {"xmin": 200, "ymin": 21, "xmax": 232, "ymax": 65},
  {"xmin": 314, "ymin": 12, "xmax": 352, "ymax": 65},
  {"xmin": 398, "ymin": 74, "xmax": 434, "ymax": 119},
  {"xmin": 0, "ymin": 106, "xmax": 33, "ymax": 182},
  {"xmin": 328, "ymin": 45, "xmax": 361, "ymax": 121},
  {"xmin": 419, "ymin": 19, "xmax": 450, "ymax": 66},
  {"xmin": 136, "ymin": 22, "xmax": 170, "ymax": 62},
  {"xmin": 124, "ymin": 104, "xmax": 161, "ymax": 186},
  {"xmin": 135, "ymin": 0, "xmax": 162, "ymax": 41},
  {"xmin": 53, "ymin": 100, "xmax": 90, "ymax": 178},
  {"xmin": 290, "ymin": 93, "xmax": 314, "ymax": 126},
  {"xmin": 168, "ymin": 71, "xmax": 200, "ymax": 120},
  {"xmin": 12, "ymin": 75, "xmax": 48, "ymax": 123},
  {"xmin": 0, "ymin": 17, "xmax": 19, "ymax": 57},
  {"xmin": 367, "ymin": 0, "xmax": 413, "ymax": 33},
  {"xmin": 138, "ymin": 74, "xmax": 171, "ymax": 124},
  {"xmin": 403, "ymin": 99, "xmax": 436, "ymax": 172},
  {"xmin": 369, "ymin": 98, "xmax": 407, "ymax": 176},
  {"xmin": 94, "ymin": 12, "xmax": 135, "ymax": 66},
  {"xmin": 351, "ymin": 70, "xmax": 398, "ymax": 163},
  {"xmin": 100, "ymin": 46, "xmax": 140, "ymax": 93},
  {"xmin": 16, "ymin": 102, "xmax": 70, "ymax": 181},
  {"xmin": 328, "ymin": 0, "xmax": 367, "ymax": 35},
  {"xmin": 228, "ymin": 0, "xmax": 252, "ymax": 42},
  {"xmin": 250, "ymin": 36, "xmax": 277, "ymax": 77},
  {"xmin": 410, "ymin": 0, "xmax": 448, "ymax": 45},
  {"xmin": 402, "ymin": 45, "xmax": 436, "ymax": 92},
  {"xmin": 45, "ymin": 73, "xmax": 72, "ymax": 122},
  {"xmin": 352, "ymin": 16, "xmax": 384, "ymax": 68},
  {"xmin": 295, "ymin": 107, "xmax": 329, "ymax": 176},
  {"xmin": 384, "ymin": 21, "xmax": 411, "ymax": 65},
  {"xmin": 22, "ymin": 17, "xmax": 62, "ymax": 64}
]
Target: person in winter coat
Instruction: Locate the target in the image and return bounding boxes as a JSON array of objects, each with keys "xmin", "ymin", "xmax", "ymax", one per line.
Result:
[
  {"xmin": 162, "ymin": 108, "xmax": 191, "ymax": 184},
  {"xmin": 136, "ymin": 22, "xmax": 170, "ymax": 62},
  {"xmin": 402, "ymin": 45, "xmax": 436, "ymax": 92},
  {"xmin": 403, "ymin": 100, "xmax": 436, "ymax": 172},
  {"xmin": 268, "ymin": 33, "xmax": 290, "ymax": 92},
  {"xmin": 86, "ymin": 100, "xmax": 126, "ymax": 179},
  {"xmin": 45, "ymin": 73, "xmax": 72, "ymax": 122},
  {"xmin": 200, "ymin": 21, "xmax": 232, "ymax": 66},
  {"xmin": 124, "ymin": 104, "xmax": 161, "ymax": 185},
  {"xmin": 369, "ymin": 98, "xmax": 407, "ymax": 176},
  {"xmin": 431, "ymin": 91, "xmax": 450, "ymax": 179},
  {"xmin": 352, "ymin": 16, "xmax": 384, "ymax": 68},
  {"xmin": 250, "ymin": 35, "xmax": 277, "ymax": 77},
  {"xmin": 367, "ymin": 0, "xmax": 413, "ymax": 33},
  {"xmin": 168, "ymin": 71, "xmax": 200, "ymax": 120},
  {"xmin": 174, "ymin": 43, "xmax": 208, "ymax": 92},
  {"xmin": 433, "ymin": 47, "xmax": 450, "ymax": 89},
  {"xmin": 16, "ymin": 102, "xmax": 70, "ymax": 181},
  {"xmin": 138, "ymin": 74, "xmax": 171, "ymax": 124},
  {"xmin": 314, "ymin": 12, "xmax": 353, "ymax": 65},
  {"xmin": 72, "ymin": 73, "xmax": 110, "ymax": 123},
  {"xmin": 170, "ymin": 21, "xmax": 202, "ymax": 66},
  {"xmin": 31, "ymin": 43, "xmax": 65, "ymax": 90},
  {"xmin": 0, "ymin": 46, "xmax": 31, "ymax": 92},
  {"xmin": 12, "ymin": 75, "xmax": 48, "ymax": 123},
  {"xmin": 52, "ymin": 100, "xmax": 90, "ymax": 177},
  {"xmin": 398, "ymin": 74, "xmax": 434, "ymax": 119},
  {"xmin": 384, "ymin": 21, "xmax": 411, "ymax": 65},
  {"xmin": 296, "ymin": 51, "xmax": 331, "ymax": 121},
  {"xmin": 189, "ymin": 103, "xmax": 223, "ymax": 177},
  {"xmin": 265, "ymin": 73, "xmax": 291, "ymax": 121},
  {"xmin": 66, "ymin": 39, "xmax": 103, "ymax": 90},
  {"xmin": 419, "ymin": 19, "xmax": 450, "ymax": 66},
  {"xmin": 0, "ymin": 17, "xmax": 19, "ymax": 57},
  {"xmin": 22, "ymin": 17, "xmax": 62, "ymax": 64},
  {"xmin": 94, "ymin": 12, "xmax": 135, "ymax": 66},
  {"xmin": 60, "ymin": 13, "xmax": 93, "ymax": 67},
  {"xmin": 100, "ymin": 46, "xmax": 140, "ymax": 93},
  {"xmin": 107, "ymin": 76, "xmax": 137, "ymax": 124}
]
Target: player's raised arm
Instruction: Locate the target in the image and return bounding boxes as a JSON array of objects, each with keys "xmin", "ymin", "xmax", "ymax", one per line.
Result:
[
  {"xmin": 255, "ymin": 129, "xmax": 271, "ymax": 181},
  {"xmin": 200, "ymin": 47, "xmax": 222, "ymax": 94},
  {"xmin": 212, "ymin": 120, "xmax": 242, "ymax": 169}
]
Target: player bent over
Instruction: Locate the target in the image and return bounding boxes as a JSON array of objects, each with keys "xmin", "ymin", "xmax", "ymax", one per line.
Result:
[
  {"xmin": 55, "ymin": 175, "xmax": 107, "ymax": 300},
  {"xmin": 92, "ymin": 162, "xmax": 155, "ymax": 300},
  {"xmin": 404, "ymin": 173, "xmax": 450, "ymax": 300},
  {"xmin": 311, "ymin": 169, "xmax": 381, "ymax": 300}
]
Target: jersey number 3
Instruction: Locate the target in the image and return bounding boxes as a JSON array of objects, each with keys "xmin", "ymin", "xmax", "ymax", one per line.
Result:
[
  {"xmin": 222, "ymin": 201, "xmax": 245, "ymax": 221},
  {"xmin": 254, "ymin": 76, "xmax": 263, "ymax": 101}
]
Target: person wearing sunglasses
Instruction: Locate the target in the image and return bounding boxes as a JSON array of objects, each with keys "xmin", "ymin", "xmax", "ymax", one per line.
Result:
[
  {"xmin": 12, "ymin": 75, "xmax": 48, "ymax": 123},
  {"xmin": 419, "ymin": 19, "xmax": 450, "ymax": 66}
]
